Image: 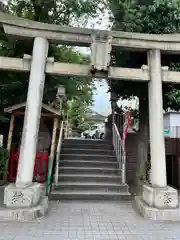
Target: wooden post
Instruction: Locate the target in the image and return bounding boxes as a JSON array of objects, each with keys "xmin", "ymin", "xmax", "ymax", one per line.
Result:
[
  {"xmin": 5, "ymin": 114, "xmax": 15, "ymax": 182},
  {"xmin": 49, "ymin": 117, "xmax": 59, "ymax": 174},
  {"xmin": 7, "ymin": 114, "xmax": 15, "ymax": 152}
]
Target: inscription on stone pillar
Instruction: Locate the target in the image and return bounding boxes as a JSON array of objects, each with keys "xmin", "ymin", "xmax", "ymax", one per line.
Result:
[
  {"xmin": 163, "ymin": 192, "xmax": 172, "ymax": 205},
  {"xmin": 4, "ymin": 183, "xmax": 41, "ymax": 208},
  {"xmin": 90, "ymin": 33, "xmax": 112, "ymax": 72},
  {"xmin": 11, "ymin": 191, "xmax": 26, "ymax": 205}
]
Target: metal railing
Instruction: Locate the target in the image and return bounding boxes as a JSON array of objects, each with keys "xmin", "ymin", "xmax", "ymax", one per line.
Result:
[
  {"xmin": 54, "ymin": 120, "xmax": 64, "ymax": 186},
  {"xmin": 112, "ymin": 122, "xmax": 126, "ymax": 184}
]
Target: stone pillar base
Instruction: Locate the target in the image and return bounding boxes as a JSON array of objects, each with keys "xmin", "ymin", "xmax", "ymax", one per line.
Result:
[
  {"xmin": 4, "ymin": 183, "xmax": 41, "ymax": 208},
  {"xmin": 0, "ymin": 183, "xmax": 48, "ymax": 221},
  {"xmin": 142, "ymin": 184, "xmax": 178, "ymax": 209},
  {"xmin": 134, "ymin": 184, "xmax": 180, "ymax": 221}
]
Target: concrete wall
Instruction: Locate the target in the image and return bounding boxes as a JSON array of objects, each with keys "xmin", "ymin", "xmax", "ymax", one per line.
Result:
[
  {"xmin": 105, "ymin": 113, "xmax": 180, "ymax": 185},
  {"xmin": 170, "ymin": 113, "xmax": 180, "ymax": 127},
  {"xmin": 125, "ymin": 133, "xmax": 138, "ymax": 185},
  {"xmin": 164, "ymin": 113, "xmax": 180, "ymax": 138},
  {"xmin": 126, "ymin": 134, "xmax": 180, "ymax": 186},
  {"xmin": 164, "ymin": 114, "xmax": 170, "ymax": 128}
]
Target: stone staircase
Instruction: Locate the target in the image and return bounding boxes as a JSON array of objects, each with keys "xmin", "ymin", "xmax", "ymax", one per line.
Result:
[{"xmin": 51, "ymin": 138, "xmax": 131, "ymax": 200}]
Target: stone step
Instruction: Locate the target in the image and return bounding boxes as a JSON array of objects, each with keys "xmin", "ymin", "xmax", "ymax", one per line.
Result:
[
  {"xmin": 62, "ymin": 143, "xmax": 113, "ymax": 150},
  {"xmin": 61, "ymin": 148, "xmax": 116, "ymax": 156},
  {"xmin": 63, "ymin": 139, "xmax": 108, "ymax": 145},
  {"xmin": 60, "ymin": 153, "xmax": 117, "ymax": 161},
  {"xmin": 53, "ymin": 182, "xmax": 129, "ymax": 192},
  {"xmin": 59, "ymin": 160, "xmax": 119, "ymax": 168},
  {"xmin": 51, "ymin": 138, "xmax": 130, "ymax": 202},
  {"xmin": 50, "ymin": 190, "xmax": 132, "ymax": 201},
  {"xmin": 58, "ymin": 173, "xmax": 122, "ymax": 183},
  {"xmin": 59, "ymin": 166, "xmax": 121, "ymax": 175}
]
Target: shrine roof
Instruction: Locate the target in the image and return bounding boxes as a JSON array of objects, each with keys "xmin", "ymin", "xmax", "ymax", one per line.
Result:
[{"xmin": 4, "ymin": 102, "xmax": 60, "ymax": 116}]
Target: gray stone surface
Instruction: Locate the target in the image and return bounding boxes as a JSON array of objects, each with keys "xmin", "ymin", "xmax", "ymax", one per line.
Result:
[
  {"xmin": 135, "ymin": 196, "xmax": 180, "ymax": 221},
  {"xmin": 0, "ymin": 184, "xmax": 48, "ymax": 221},
  {"xmin": 142, "ymin": 184, "xmax": 178, "ymax": 208},
  {"xmin": 1, "ymin": 11, "xmax": 180, "ymax": 41},
  {"xmin": 4, "ymin": 183, "xmax": 41, "ymax": 207},
  {"xmin": 0, "ymin": 196, "xmax": 48, "ymax": 221},
  {"xmin": 0, "ymin": 200, "xmax": 180, "ymax": 239},
  {"xmin": 1, "ymin": 12, "xmax": 180, "ymax": 51}
]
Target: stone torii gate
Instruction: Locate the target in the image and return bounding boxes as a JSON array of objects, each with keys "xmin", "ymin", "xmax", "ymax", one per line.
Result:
[{"xmin": 1, "ymin": 12, "xmax": 180, "ymax": 221}]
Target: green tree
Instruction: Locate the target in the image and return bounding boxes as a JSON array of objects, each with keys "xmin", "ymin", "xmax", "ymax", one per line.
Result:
[
  {"xmin": 67, "ymin": 98, "xmax": 89, "ymax": 131},
  {"xmin": 0, "ymin": 0, "xmax": 105, "ymax": 120},
  {"xmin": 9, "ymin": 0, "xmax": 107, "ymax": 25},
  {"xmin": 108, "ymin": 0, "xmax": 180, "ymax": 192},
  {"xmin": 66, "ymin": 82, "xmax": 95, "ymax": 131}
]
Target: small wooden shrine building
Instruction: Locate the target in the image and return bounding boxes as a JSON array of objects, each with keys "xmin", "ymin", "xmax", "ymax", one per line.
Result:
[{"xmin": 4, "ymin": 102, "xmax": 62, "ymax": 182}]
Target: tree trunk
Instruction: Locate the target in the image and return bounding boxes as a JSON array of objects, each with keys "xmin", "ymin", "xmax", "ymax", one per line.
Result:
[{"xmin": 134, "ymin": 96, "xmax": 149, "ymax": 195}]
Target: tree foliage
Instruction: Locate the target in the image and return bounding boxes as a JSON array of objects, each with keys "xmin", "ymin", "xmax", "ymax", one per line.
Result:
[
  {"xmin": 67, "ymin": 98, "xmax": 89, "ymax": 130},
  {"xmin": 0, "ymin": 0, "xmax": 104, "ymax": 121},
  {"xmin": 9, "ymin": 0, "xmax": 107, "ymax": 26},
  {"xmin": 109, "ymin": 0, "xmax": 180, "ymax": 111}
]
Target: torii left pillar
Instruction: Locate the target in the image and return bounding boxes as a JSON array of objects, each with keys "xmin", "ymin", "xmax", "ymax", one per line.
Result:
[{"xmin": 4, "ymin": 37, "xmax": 49, "ymax": 220}]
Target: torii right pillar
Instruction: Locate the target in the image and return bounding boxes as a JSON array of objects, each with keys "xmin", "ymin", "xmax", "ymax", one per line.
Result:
[{"xmin": 136, "ymin": 49, "xmax": 179, "ymax": 220}]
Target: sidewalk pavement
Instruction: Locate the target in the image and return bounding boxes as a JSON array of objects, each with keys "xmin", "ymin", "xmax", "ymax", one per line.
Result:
[{"xmin": 0, "ymin": 200, "xmax": 179, "ymax": 240}]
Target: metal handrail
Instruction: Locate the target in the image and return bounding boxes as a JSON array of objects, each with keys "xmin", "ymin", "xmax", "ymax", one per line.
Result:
[
  {"xmin": 55, "ymin": 120, "xmax": 64, "ymax": 185},
  {"xmin": 112, "ymin": 122, "xmax": 126, "ymax": 184}
]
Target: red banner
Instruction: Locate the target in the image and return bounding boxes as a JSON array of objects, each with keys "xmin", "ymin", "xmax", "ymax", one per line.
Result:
[
  {"xmin": 9, "ymin": 152, "xmax": 49, "ymax": 183},
  {"xmin": 122, "ymin": 111, "xmax": 131, "ymax": 145}
]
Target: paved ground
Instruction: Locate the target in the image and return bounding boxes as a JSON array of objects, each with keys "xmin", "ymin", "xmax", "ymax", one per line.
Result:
[{"xmin": 0, "ymin": 200, "xmax": 180, "ymax": 240}]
